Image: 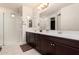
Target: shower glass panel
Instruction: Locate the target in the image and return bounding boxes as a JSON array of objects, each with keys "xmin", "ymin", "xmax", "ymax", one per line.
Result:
[
  {"xmin": 0, "ymin": 12, "xmax": 3, "ymax": 46},
  {"xmin": 0, "ymin": 9, "xmax": 22, "ymax": 46},
  {"xmin": 4, "ymin": 10, "xmax": 22, "ymax": 45}
]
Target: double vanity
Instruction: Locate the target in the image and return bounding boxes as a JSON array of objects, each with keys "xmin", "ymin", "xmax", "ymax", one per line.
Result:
[
  {"xmin": 24, "ymin": 4, "xmax": 79, "ymax": 55},
  {"xmin": 26, "ymin": 31, "xmax": 79, "ymax": 55}
]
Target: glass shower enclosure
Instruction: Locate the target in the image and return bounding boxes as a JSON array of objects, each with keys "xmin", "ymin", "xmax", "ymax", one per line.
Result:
[{"xmin": 0, "ymin": 8, "xmax": 22, "ymax": 46}]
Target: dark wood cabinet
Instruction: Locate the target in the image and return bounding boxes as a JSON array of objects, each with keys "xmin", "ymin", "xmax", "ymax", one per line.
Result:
[
  {"xmin": 35, "ymin": 34, "xmax": 55, "ymax": 54},
  {"xmin": 26, "ymin": 32, "xmax": 35, "ymax": 48},
  {"xmin": 29, "ymin": 33, "xmax": 35, "ymax": 47},
  {"xmin": 34, "ymin": 34, "xmax": 41, "ymax": 51},
  {"xmin": 40, "ymin": 37, "xmax": 55, "ymax": 55},
  {"xmin": 26, "ymin": 32, "xmax": 30, "ymax": 44},
  {"xmin": 26, "ymin": 32, "xmax": 79, "ymax": 55},
  {"xmin": 40, "ymin": 35, "xmax": 55, "ymax": 55},
  {"xmin": 55, "ymin": 41, "xmax": 79, "ymax": 55}
]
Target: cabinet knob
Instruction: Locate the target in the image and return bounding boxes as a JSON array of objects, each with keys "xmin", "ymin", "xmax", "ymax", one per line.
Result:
[{"xmin": 51, "ymin": 43, "xmax": 55, "ymax": 46}]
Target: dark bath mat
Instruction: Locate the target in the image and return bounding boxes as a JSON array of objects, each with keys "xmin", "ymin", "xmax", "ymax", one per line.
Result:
[{"xmin": 20, "ymin": 44, "xmax": 33, "ymax": 52}]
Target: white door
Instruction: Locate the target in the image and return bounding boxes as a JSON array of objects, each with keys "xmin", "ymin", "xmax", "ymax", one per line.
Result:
[{"xmin": 0, "ymin": 12, "xmax": 3, "ymax": 46}]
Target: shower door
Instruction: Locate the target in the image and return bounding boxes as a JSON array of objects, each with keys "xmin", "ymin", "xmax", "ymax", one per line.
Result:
[
  {"xmin": 0, "ymin": 9, "xmax": 22, "ymax": 46},
  {"xmin": 0, "ymin": 12, "xmax": 3, "ymax": 46},
  {"xmin": 4, "ymin": 11, "xmax": 22, "ymax": 45}
]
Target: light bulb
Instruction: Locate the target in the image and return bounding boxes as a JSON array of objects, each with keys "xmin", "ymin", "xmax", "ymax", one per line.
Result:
[
  {"xmin": 11, "ymin": 14, "xmax": 15, "ymax": 18},
  {"xmin": 26, "ymin": 16, "xmax": 31, "ymax": 19},
  {"xmin": 37, "ymin": 3, "xmax": 49, "ymax": 10}
]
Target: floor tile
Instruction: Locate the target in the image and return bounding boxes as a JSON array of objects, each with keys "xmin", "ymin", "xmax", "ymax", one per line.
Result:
[{"xmin": 0, "ymin": 45, "xmax": 41, "ymax": 55}]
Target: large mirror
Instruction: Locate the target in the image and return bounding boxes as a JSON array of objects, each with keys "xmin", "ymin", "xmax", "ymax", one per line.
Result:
[{"xmin": 39, "ymin": 3, "xmax": 79, "ymax": 32}]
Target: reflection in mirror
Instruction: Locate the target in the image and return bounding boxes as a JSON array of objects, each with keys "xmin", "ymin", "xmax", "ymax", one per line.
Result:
[
  {"xmin": 39, "ymin": 3, "xmax": 79, "ymax": 34},
  {"xmin": 29, "ymin": 20, "xmax": 32, "ymax": 27},
  {"xmin": 50, "ymin": 17, "xmax": 55, "ymax": 30},
  {"xmin": 50, "ymin": 4, "xmax": 79, "ymax": 32}
]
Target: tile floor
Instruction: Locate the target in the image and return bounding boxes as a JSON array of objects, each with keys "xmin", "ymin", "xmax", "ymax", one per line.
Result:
[{"xmin": 0, "ymin": 45, "xmax": 41, "ymax": 55}]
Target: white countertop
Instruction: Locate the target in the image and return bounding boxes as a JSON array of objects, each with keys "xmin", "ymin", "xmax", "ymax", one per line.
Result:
[{"xmin": 26, "ymin": 30, "xmax": 79, "ymax": 41}]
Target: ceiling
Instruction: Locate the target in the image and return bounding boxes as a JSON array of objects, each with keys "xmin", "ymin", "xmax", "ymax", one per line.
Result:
[
  {"xmin": 0, "ymin": 3, "xmax": 72, "ymax": 10},
  {"xmin": 0, "ymin": 3, "xmax": 73, "ymax": 16},
  {"xmin": 0, "ymin": 3, "xmax": 40, "ymax": 9},
  {"xmin": 23, "ymin": 3, "xmax": 41, "ymax": 8}
]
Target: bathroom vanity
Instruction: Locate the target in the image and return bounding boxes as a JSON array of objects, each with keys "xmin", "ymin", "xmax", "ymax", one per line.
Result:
[
  {"xmin": 26, "ymin": 31, "xmax": 79, "ymax": 55},
  {"xmin": 25, "ymin": 4, "xmax": 79, "ymax": 55}
]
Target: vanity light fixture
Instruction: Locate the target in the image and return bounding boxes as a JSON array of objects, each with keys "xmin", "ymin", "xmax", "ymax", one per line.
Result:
[{"xmin": 38, "ymin": 3, "xmax": 49, "ymax": 10}]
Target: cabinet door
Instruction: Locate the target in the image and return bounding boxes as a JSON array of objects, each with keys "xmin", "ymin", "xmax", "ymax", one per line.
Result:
[
  {"xmin": 55, "ymin": 42, "xmax": 79, "ymax": 55},
  {"xmin": 41, "ymin": 38, "xmax": 55, "ymax": 55},
  {"xmin": 35, "ymin": 34, "xmax": 55, "ymax": 55},
  {"xmin": 35, "ymin": 34, "xmax": 41, "ymax": 51},
  {"xmin": 26, "ymin": 32, "xmax": 30, "ymax": 44},
  {"xmin": 29, "ymin": 33, "xmax": 35, "ymax": 47}
]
